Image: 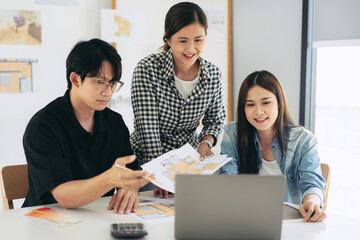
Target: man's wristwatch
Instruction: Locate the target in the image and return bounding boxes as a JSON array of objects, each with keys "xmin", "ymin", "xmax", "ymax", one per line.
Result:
[{"xmin": 200, "ymin": 140, "xmax": 213, "ymax": 149}]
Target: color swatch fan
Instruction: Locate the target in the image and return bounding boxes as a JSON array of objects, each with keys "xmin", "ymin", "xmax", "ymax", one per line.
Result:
[{"xmin": 25, "ymin": 207, "xmax": 81, "ymax": 224}]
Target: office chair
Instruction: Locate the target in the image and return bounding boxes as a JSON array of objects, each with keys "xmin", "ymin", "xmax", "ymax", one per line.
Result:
[
  {"xmin": 0, "ymin": 164, "xmax": 28, "ymax": 210},
  {"xmin": 320, "ymin": 163, "xmax": 331, "ymax": 211}
]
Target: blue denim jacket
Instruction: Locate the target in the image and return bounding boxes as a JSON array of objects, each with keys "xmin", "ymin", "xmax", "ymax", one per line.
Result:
[{"xmin": 220, "ymin": 122, "xmax": 326, "ymax": 206}]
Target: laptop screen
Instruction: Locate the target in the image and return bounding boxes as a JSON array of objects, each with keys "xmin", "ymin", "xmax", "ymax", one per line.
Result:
[{"xmin": 175, "ymin": 175, "xmax": 286, "ymax": 240}]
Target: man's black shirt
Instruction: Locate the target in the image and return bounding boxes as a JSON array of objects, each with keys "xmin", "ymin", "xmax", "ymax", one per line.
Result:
[{"xmin": 22, "ymin": 90, "xmax": 137, "ymax": 207}]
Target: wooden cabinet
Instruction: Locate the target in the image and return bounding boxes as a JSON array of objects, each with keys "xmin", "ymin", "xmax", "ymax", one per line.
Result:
[{"xmin": 28, "ymin": 23, "xmax": 41, "ymax": 42}]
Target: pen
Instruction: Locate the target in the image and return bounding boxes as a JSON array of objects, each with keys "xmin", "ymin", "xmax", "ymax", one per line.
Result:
[{"xmin": 114, "ymin": 163, "xmax": 159, "ymax": 184}]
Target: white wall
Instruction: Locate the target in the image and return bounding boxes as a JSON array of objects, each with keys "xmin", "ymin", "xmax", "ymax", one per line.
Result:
[
  {"xmin": 0, "ymin": 0, "xmax": 111, "ymax": 209},
  {"xmin": 315, "ymin": 0, "xmax": 360, "ymax": 41},
  {"xmin": 232, "ymin": 0, "xmax": 303, "ymax": 123}
]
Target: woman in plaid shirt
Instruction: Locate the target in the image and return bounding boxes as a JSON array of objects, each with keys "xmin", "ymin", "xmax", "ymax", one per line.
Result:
[{"xmin": 130, "ymin": 2, "xmax": 226, "ymax": 198}]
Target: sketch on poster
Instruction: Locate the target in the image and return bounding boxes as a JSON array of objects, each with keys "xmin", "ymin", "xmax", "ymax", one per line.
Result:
[
  {"xmin": 101, "ymin": 9, "xmax": 146, "ymax": 43},
  {"xmin": 205, "ymin": 10, "xmax": 225, "ymax": 42},
  {"xmin": 0, "ymin": 58, "xmax": 38, "ymax": 94},
  {"xmin": 0, "ymin": 9, "xmax": 41, "ymax": 45}
]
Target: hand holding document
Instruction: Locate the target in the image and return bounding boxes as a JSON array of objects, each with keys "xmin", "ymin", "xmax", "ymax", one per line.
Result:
[
  {"xmin": 141, "ymin": 144, "xmax": 232, "ymax": 193},
  {"xmin": 114, "ymin": 163, "xmax": 159, "ymax": 183}
]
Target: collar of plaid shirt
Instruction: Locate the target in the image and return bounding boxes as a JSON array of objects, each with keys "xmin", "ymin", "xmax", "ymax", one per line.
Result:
[{"xmin": 162, "ymin": 49, "xmax": 212, "ymax": 90}]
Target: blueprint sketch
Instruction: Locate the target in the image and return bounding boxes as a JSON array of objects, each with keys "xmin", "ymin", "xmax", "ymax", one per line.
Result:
[{"xmin": 141, "ymin": 144, "xmax": 231, "ymax": 193}]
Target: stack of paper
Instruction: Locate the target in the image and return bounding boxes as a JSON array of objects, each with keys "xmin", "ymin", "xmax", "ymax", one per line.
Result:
[{"xmin": 135, "ymin": 196, "xmax": 175, "ymax": 223}]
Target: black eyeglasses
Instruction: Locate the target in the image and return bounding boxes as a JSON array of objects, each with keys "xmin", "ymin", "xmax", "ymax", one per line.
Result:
[{"xmin": 95, "ymin": 80, "xmax": 124, "ymax": 92}]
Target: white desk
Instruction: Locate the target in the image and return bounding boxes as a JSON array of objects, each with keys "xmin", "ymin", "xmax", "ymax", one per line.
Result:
[{"xmin": 0, "ymin": 191, "xmax": 359, "ymax": 240}]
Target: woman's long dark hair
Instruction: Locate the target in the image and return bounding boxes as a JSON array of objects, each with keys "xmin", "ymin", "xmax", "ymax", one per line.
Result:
[
  {"xmin": 237, "ymin": 70, "xmax": 296, "ymax": 173},
  {"xmin": 162, "ymin": 2, "xmax": 208, "ymax": 51}
]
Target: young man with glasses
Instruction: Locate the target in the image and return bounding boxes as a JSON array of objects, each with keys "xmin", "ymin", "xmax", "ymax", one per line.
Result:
[{"xmin": 22, "ymin": 39, "xmax": 152, "ymax": 215}]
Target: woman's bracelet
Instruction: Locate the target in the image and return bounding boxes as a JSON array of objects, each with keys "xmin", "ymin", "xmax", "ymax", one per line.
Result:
[{"xmin": 200, "ymin": 140, "xmax": 213, "ymax": 149}]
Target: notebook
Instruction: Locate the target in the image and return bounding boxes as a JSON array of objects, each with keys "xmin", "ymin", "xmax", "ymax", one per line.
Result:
[
  {"xmin": 175, "ymin": 175, "xmax": 286, "ymax": 240},
  {"xmin": 283, "ymin": 203, "xmax": 303, "ymax": 221}
]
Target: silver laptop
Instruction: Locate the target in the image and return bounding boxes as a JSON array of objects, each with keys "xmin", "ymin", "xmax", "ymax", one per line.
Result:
[{"xmin": 175, "ymin": 175, "xmax": 286, "ymax": 240}]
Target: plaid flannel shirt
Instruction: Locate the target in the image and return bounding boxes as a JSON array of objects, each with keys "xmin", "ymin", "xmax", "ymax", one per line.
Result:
[{"xmin": 130, "ymin": 49, "xmax": 226, "ymax": 164}]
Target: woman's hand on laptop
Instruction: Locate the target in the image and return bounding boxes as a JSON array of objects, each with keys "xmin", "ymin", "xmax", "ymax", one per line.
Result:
[
  {"xmin": 299, "ymin": 194, "xmax": 327, "ymax": 222},
  {"xmin": 154, "ymin": 186, "xmax": 174, "ymax": 199}
]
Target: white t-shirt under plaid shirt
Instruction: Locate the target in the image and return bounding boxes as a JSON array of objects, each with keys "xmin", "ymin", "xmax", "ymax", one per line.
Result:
[{"xmin": 130, "ymin": 49, "xmax": 226, "ymax": 164}]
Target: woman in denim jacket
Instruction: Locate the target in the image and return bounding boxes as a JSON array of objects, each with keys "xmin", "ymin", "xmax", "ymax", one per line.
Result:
[{"xmin": 220, "ymin": 70, "xmax": 327, "ymax": 222}]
